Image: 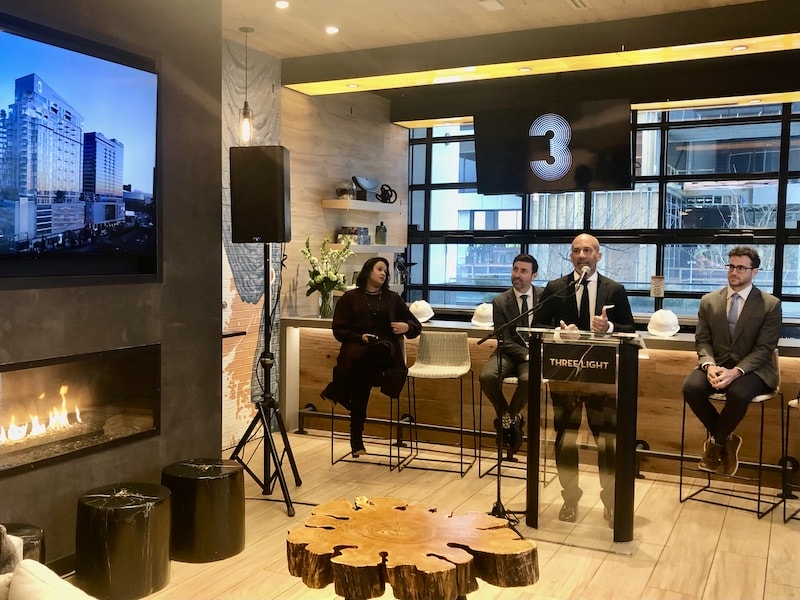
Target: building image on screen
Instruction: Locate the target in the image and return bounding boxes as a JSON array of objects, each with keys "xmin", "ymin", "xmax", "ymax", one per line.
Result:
[
  {"xmin": 0, "ymin": 14, "xmax": 158, "ymax": 287},
  {"xmin": 474, "ymin": 99, "xmax": 633, "ymax": 195}
]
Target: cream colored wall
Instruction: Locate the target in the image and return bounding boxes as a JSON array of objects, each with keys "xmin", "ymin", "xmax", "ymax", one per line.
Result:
[
  {"xmin": 221, "ymin": 47, "xmax": 409, "ymax": 450},
  {"xmin": 221, "ymin": 41, "xmax": 282, "ymax": 450},
  {"xmin": 280, "ymin": 89, "xmax": 409, "ymax": 317}
]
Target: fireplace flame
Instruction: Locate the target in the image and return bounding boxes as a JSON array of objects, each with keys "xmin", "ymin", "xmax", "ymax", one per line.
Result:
[{"xmin": 0, "ymin": 385, "xmax": 82, "ymax": 445}]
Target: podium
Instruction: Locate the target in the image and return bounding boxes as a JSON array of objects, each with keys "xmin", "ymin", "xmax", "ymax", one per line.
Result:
[{"xmin": 522, "ymin": 328, "xmax": 640, "ymax": 543}]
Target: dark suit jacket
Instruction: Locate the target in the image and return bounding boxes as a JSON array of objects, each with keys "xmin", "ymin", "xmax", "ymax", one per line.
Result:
[
  {"xmin": 695, "ymin": 286, "xmax": 781, "ymax": 388},
  {"xmin": 533, "ymin": 272, "xmax": 635, "ymax": 333},
  {"xmin": 490, "ymin": 286, "xmax": 541, "ymax": 363}
]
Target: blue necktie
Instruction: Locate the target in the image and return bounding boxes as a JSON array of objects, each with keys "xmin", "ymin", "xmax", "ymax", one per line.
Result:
[{"xmin": 727, "ymin": 292, "xmax": 739, "ymax": 335}]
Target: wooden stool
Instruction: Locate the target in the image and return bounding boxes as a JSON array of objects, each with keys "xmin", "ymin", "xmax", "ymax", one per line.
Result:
[
  {"xmin": 161, "ymin": 458, "xmax": 245, "ymax": 562},
  {"xmin": 75, "ymin": 482, "xmax": 171, "ymax": 600},
  {"xmin": 2, "ymin": 522, "xmax": 45, "ymax": 562}
]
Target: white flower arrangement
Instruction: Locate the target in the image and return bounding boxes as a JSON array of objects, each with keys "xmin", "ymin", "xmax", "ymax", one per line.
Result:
[{"xmin": 299, "ymin": 234, "xmax": 355, "ymax": 297}]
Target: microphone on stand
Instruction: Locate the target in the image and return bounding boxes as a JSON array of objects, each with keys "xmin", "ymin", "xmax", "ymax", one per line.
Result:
[{"xmin": 573, "ymin": 265, "xmax": 590, "ymax": 287}]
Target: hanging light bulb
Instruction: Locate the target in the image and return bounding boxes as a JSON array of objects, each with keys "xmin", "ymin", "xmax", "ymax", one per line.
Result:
[
  {"xmin": 241, "ymin": 100, "xmax": 252, "ymax": 143},
  {"xmin": 239, "ymin": 26, "xmax": 254, "ymax": 144}
]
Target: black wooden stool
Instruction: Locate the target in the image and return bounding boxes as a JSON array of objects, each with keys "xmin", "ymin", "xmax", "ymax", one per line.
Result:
[
  {"xmin": 75, "ymin": 482, "xmax": 171, "ymax": 600},
  {"xmin": 2, "ymin": 522, "xmax": 45, "ymax": 562},
  {"xmin": 161, "ymin": 458, "xmax": 245, "ymax": 562}
]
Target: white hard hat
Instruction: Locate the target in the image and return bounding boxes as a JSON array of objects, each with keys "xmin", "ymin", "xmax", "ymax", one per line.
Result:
[
  {"xmin": 647, "ymin": 309, "xmax": 680, "ymax": 337},
  {"xmin": 409, "ymin": 300, "xmax": 434, "ymax": 323},
  {"xmin": 471, "ymin": 303, "xmax": 494, "ymax": 328}
]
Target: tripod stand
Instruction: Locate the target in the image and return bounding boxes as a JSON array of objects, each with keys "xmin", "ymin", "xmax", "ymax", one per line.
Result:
[
  {"xmin": 230, "ymin": 351, "xmax": 302, "ymax": 516},
  {"xmin": 229, "ymin": 243, "xmax": 302, "ymax": 516}
]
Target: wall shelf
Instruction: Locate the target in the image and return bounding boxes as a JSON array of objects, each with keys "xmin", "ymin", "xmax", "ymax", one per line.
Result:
[{"xmin": 322, "ymin": 199, "xmax": 403, "ymax": 213}]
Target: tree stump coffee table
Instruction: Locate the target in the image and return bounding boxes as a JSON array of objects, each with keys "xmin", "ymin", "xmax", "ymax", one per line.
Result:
[{"xmin": 287, "ymin": 497, "xmax": 538, "ymax": 600}]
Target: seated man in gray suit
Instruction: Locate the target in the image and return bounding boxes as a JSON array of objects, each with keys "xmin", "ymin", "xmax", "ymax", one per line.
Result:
[
  {"xmin": 682, "ymin": 246, "xmax": 781, "ymax": 477},
  {"xmin": 479, "ymin": 253, "xmax": 539, "ymax": 454}
]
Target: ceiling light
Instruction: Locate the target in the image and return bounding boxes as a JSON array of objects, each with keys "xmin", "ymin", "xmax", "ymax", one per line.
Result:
[
  {"xmin": 566, "ymin": 0, "xmax": 592, "ymax": 10},
  {"xmin": 275, "ymin": 1, "xmax": 289, "ymax": 8},
  {"xmin": 732, "ymin": 45, "xmax": 748, "ymax": 51},
  {"xmin": 325, "ymin": 25, "xmax": 339, "ymax": 35},
  {"xmin": 238, "ymin": 26, "xmax": 254, "ymax": 144},
  {"xmin": 285, "ymin": 33, "xmax": 800, "ymax": 96},
  {"xmin": 478, "ymin": 0, "xmax": 505, "ymax": 11}
]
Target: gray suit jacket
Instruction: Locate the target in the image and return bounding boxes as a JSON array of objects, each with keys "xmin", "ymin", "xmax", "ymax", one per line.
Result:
[{"xmin": 695, "ymin": 285, "xmax": 782, "ymax": 388}]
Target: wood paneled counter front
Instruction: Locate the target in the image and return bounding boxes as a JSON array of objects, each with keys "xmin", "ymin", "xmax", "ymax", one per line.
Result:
[{"xmin": 280, "ymin": 317, "xmax": 798, "ymax": 482}]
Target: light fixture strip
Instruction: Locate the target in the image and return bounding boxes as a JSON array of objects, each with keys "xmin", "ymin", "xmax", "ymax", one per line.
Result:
[
  {"xmin": 285, "ymin": 33, "xmax": 800, "ymax": 96},
  {"xmin": 392, "ymin": 90, "xmax": 800, "ymax": 129}
]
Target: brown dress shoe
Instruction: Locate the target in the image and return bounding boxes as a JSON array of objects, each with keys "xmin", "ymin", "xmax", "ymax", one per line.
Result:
[
  {"xmin": 719, "ymin": 433, "xmax": 742, "ymax": 476},
  {"xmin": 698, "ymin": 438, "xmax": 723, "ymax": 472}
]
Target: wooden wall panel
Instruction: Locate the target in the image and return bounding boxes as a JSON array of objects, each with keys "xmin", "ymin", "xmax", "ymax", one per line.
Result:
[{"xmin": 298, "ymin": 330, "xmax": 800, "ymax": 484}]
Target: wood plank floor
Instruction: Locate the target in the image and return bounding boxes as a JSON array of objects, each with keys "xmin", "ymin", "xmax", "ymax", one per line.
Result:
[{"xmin": 145, "ymin": 430, "xmax": 800, "ymax": 600}]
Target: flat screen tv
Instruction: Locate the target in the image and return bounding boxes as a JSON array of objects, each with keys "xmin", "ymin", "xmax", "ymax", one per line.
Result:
[
  {"xmin": 0, "ymin": 13, "xmax": 159, "ymax": 289},
  {"xmin": 474, "ymin": 99, "xmax": 632, "ymax": 195}
]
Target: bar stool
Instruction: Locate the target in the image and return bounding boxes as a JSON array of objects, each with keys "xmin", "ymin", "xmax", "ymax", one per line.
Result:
[
  {"xmin": 327, "ymin": 395, "xmax": 414, "ymax": 470},
  {"xmin": 782, "ymin": 395, "xmax": 799, "ymax": 522},
  {"xmin": 679, "ymin": 349, "xmax": 784, "ymax": 518},
  {"xmin": 479, "ymin": 377, "xmax": 525, "ymax": 479},
  {"xmin": 405, "ymin": 331, "xmax": 476, "ymax": 476},
  {"xmin": 327, "ymin": 341, "xmax": 413, "ymax": 470},
  {"xmin": 478, "ymin": 378, "xmax": 552, "ymax": 483}
]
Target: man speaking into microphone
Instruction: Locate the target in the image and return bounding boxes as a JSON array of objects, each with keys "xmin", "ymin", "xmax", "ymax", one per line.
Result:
[{"xmin": 534, "ymin": 233, "xmax": 634, "ymax": 525}]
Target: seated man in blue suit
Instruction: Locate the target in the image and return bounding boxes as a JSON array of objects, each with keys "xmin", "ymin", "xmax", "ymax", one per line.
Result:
[{"xmin": 682, "ymin": 246, "xmax": 781, "ymax": 477}]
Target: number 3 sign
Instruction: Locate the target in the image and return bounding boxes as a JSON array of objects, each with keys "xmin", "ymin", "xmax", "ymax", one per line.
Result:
[{"xmin": 529, "ymin": 113, "xmax": 572, "ymax": 181}]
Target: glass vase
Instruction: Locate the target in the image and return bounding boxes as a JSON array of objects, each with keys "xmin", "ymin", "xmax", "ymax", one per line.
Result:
[{"xmin": 318, "ymin": 290, "xmax": 333, "ymax": 319}]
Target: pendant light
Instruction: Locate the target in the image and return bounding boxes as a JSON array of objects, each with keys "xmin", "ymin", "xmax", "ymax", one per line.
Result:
[{"xmin": 239, "ymin": 26, "xmax": 254, "ymax": 144}]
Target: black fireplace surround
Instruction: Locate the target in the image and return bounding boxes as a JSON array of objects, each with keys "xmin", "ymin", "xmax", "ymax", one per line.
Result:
[{"xmin": 0, "ymin": 345, "xmax": 160, "ymax": 477}]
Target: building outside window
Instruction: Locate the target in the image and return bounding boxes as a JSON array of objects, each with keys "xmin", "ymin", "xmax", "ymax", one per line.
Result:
[{"xmin": 406, "ymin": 101, "xmax": 800, "ymax": 320}]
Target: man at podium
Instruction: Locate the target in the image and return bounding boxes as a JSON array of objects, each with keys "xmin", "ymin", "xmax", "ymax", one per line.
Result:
[{"xmin": 534, "ymin": 233, "xmax": 635, "ymax": 525}]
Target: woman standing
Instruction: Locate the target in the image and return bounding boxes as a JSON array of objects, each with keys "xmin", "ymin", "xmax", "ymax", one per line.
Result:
[{"xmin": 321, "ymin": 257, "xmax": 421, "ymax": 456}]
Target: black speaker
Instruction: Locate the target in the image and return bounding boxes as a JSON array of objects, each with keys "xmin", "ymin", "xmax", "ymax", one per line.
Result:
[{"xmin": 230, "ymin": 145, "xmax": 291, "ymax": 243}]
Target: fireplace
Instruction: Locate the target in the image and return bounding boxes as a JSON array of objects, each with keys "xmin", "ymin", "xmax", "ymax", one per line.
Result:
[{"xmin": 0, "ymin": 345, "xmax": 160, "ymax": 477}]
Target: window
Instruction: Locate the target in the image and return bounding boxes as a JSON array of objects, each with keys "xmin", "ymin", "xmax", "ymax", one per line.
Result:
[{"xmin": 407, "ymin": 102, "xmax": 800, "ymax": 319}]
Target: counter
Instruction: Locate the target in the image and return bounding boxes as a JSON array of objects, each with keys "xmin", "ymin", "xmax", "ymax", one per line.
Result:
[{"xmin": 279, "ymin": 316, "xmax": 798, "ymax": 482}]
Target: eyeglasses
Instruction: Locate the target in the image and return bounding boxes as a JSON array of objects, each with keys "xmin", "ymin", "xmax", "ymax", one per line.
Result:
[{"xmin": 725, "ymin": 264, "xmax": 754, "ymax": 273}]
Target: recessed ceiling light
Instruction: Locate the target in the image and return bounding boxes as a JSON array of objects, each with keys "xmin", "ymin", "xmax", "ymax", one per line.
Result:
[
  {"xmin": 519, "ymin": 66, "xmax": 532, "ymax": 73},
  {"xmin": 478, "ymin": 0, "xmax": 505, "ymax": 11},
  {"xmin": 732, "ymin": 45, "xmax": 748, "ymax": 51},
  {"xmin": 346, "ymin": 83, "xmax": 358, "ymax": 88},
  {"xmin": 326, "ymin": 25, "xmax": 340, "ymax": 35},
  {"xmin": 274, "ymin": 1, "xmax": 289, "ymax": 8},
  {"xmin": 748, "ymin": 98, "xmax": 761, "ymax": 104}
]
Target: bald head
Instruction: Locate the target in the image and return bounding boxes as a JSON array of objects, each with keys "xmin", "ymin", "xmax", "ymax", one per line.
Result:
[{"xmin": 570, "ymin": 233, "xmax": 602, "ymax": 276}]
